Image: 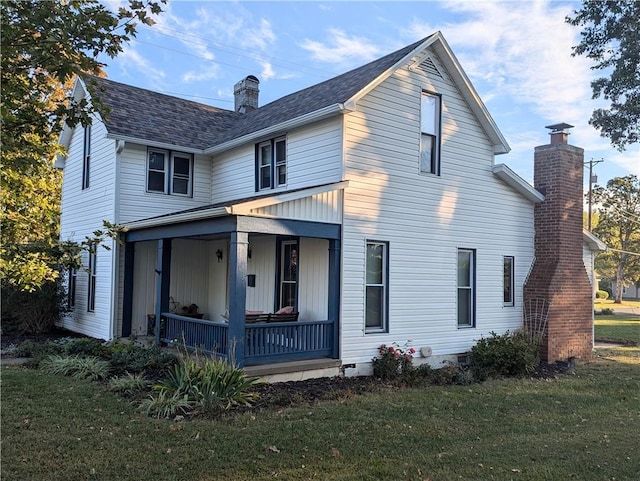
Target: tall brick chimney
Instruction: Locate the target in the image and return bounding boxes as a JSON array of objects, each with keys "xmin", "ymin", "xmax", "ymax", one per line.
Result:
[
  {"xmin": 524, "ymin": 123, "xmax": 593, "ymax": 363},
  {"xmin": 234, "ymin": 75, "xmax": 260, "ymax": 113}
]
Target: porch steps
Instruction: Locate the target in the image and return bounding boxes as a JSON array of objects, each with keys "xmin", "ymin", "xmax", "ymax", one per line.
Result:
[{"xmin": 245, "ymin": 358, "xmax": 342, "ymax": 383}]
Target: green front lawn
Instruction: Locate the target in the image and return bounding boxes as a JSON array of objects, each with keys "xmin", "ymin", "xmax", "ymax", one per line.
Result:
[
  {"xmin": 2, "ymin": 350, "xmax": 639, "ymax": 481},
  {"xmin": 594, "ymin": 315, "xmax": 640, "ymax": 344}
]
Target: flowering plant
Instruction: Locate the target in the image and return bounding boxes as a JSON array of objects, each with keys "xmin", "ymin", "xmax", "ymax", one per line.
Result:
[{"xmin": 372, "ymin": 341, "xmax": 416, "ymax": 380}]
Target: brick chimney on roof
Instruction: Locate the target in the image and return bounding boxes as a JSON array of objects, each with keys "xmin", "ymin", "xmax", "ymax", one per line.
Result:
[
  {"xmin": 524, "ymin": 123, "xmax": 593, "ymax": 363},
  {"xmin": 234, "ymin": 75, "xmax": 260, "ymax": 113}
]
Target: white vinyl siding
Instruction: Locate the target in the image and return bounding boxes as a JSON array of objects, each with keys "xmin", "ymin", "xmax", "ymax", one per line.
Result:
[
  {"xmin": 118, "ymin": 143, "xmax": 210, "ymax": 224},
  {"xmin": 211, "ymin": 117, "xmax": 343, "ymax": 204},
  {"xmin": 59, "ymin": 118, "xmax": 115, "ymax": 340},
  {"xmin": 340, "ymin": 49, "xmax": 535, "ymax": 364}
]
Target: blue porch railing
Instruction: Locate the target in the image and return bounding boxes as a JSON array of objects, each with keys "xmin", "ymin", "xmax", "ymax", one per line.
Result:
[{"xmin": 159, "ymin": 314, "xmax": 334, "ymax": 365}]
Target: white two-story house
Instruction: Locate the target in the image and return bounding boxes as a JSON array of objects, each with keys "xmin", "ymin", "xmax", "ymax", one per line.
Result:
[{"xmin": 58, "ymin": 32, "xmax": 554, "ymax": 376}]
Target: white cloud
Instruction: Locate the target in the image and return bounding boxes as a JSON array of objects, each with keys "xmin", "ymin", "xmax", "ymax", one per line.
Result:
[
  {"xmin": 116, "ymin": 47, "xmax": 166, "ymax": 88},
  {"xmin": 183, "ymin": 65, "xmax": 220, "ymax": 83},
  {"xmin": 300, "ymin": 28, "xmax": 382, "ymax": 65}
]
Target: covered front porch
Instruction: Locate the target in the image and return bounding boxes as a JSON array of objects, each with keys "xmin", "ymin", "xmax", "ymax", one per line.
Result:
[{"xmin": 121, "ymin": 212, "xmax": 341, "ymax": 368}]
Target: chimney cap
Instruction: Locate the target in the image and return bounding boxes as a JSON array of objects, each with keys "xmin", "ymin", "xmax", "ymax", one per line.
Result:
[{"xmin": 545, "ymin": 122, "xmax": 574, "ymax": 133}]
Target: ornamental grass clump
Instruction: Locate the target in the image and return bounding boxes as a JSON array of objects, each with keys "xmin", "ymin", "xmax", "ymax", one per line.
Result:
[
  {"xmin": 142, "ymin": 350, "xmax": 259, "ymax": 417},
  {"xmin": 108, "ymin": 372, "xmax": 150, "ymax": 395},
  {"xmin": 371, "ymin": 342, "xmax": 416, "ymax": 380},
  {"xmin": 40, "ymin": 354, "xmax": 111, "ymax": 380}
]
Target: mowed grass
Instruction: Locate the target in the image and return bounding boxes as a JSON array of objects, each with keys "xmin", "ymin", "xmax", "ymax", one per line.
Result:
[
  {"xmin": 594, "ymin": 298, "xmax": 640, "ymax": 309},
  {"xmin": 594, "ymin": 314, "xmax": 640, "ymax": 345},
  {"xmin": 2, "ymin": 350, "xmax": 640, "ymax": 481}
]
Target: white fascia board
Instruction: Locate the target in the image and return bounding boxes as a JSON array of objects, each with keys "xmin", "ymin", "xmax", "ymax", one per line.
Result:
[
  {"xmin": 104, "ymin": 134, "xmax": 205, "ymax": 155},
  {"xmin": 124, "ymin": 207, "xmax": 228, "ymax": 230},
  {"xmin": 583, "ymin": 229, "xmax": 608, "ymax": 252},
  {"xmin": 204, "ymin": 103, "xmax": 349, "ymax": 156},
  {"xmin": 228, "ymin": 180, "xmax": 350, "ymax": 214},
  {"xmin": 493, "ymin": 164, "xmax": 544, "ymax": 203}
]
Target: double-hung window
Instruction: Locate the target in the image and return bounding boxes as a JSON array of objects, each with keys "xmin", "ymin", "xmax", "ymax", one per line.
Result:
[
  {"xmin": 256, "ymin": 137, "xmax": 286, "ymax": 190},
  {"xmin": 279, "ymin": 240, "xmax": 298, "ymax": 309},
  {"xmin": 503, "ymin": 256, "xmax": 515, "ymax": 306},
  {"xmin": 420, "ymin": 92, "xmax": 441, "ymax": 175},
  {"xmin": 82, "ymin": 125, "xmax": 91, "ymax": 189},
  {"xmin": 88, "ymin": 250, "xmax": 97, "ymax": 313},
  {"xmin": 457, "ymin": 248, "xmax": 475, "ymax": 327},
  {"xmin": 147, "ymin": 149, "xmax": 193, "ymax": 196},
  {"xmin": 365, "ymin": 241, "xmax": 388, "ymax": 333}
]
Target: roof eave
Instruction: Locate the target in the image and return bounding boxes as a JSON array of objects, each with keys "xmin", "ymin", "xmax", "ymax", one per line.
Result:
[
  {"xmin": 105, "ymin": 134, "xmax": 206, "ymax": 155},
  {"xmin": 583, "ymin": 229, "xmax": 608, "ymax": 252},
  {"xmin": 493, "ymin": 164, "xmax": 544, "ymax": 203},
  {"xmin": 204, "ymin": 103, "xmax": 350, "ymax": 155}
]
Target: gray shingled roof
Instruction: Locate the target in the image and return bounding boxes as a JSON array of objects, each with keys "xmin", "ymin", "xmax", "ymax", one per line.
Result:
[{"xmin": 87, "ymin": 36, "xmax": 430, "ymax": 151}]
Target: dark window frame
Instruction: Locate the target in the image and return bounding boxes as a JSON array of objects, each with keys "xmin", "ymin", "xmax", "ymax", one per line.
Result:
[
  {"xmin": 88, "ymin": 250, "xmax": 97, "ymax": 313},
  {"xmin": 82, "ymin": 125, "xmax": 91, "ymax": 189},
  {"xmin": 420, "ymin": 91, "xmax": 442, "ymax": 176},
  {"xmin": 146, "ymin": 148, "xmax": 193, "ymax": 197},
  {"xmin": 503, "ymin": 256, "xmax": 515, "ymax": 306},
  {"xmin": 256, "ymin": 136, "xmax": 287, "ymax": 191},
  {"xmin": 365, "ymin": 240, "xmax": 389, "ymax": 334},
  {"xmin": 457, "ymin": 248, "xmax": 476, "ymax": 328},
  {"xmin": 68, "ymin": 268, "xmax": 77, "ymax": 310}
]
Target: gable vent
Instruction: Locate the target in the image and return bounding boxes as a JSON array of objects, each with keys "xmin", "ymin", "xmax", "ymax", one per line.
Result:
[{"xmin": 416, "ymin": 56, "xmax": 443, "ymax": 79}]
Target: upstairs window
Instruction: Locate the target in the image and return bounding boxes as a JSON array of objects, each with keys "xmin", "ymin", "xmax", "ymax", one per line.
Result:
[
  {"xmin": 420, "ymin": 92, "xmax": 441, "ymax": 175},
  {"xmin": 82, "ymin": 125, "xmax": 91, "ymax": 189},
  {"xmin": 147, "ymin": 149, "xmax": 193, "ymax": 196},
  {"xmin": 256, "ymin": 137, "xmax": 286, "ymax": 191}
]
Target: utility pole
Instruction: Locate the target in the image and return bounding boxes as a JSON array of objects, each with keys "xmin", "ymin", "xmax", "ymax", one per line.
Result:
[{"xmin": 585, "ymin": 158, "xmax": 604, "ymax": 231}]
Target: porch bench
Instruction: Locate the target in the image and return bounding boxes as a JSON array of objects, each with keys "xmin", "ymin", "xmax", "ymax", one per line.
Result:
[{"xmin": 244, "ymin": 312, "xmax": 299, "ymax": 323}]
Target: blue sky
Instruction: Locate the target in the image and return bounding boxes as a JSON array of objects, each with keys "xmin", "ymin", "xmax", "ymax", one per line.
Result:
[{"xmin": 101, "ymin": 0, "xmax": 639, "ymax": 187}]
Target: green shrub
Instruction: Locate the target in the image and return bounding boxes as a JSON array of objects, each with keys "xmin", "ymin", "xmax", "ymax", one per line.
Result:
[
  {"xmin": 0, "ymin": 281, "xmax": 66, "ymax": 334},
  {"xmin": 150, "ymin": 352, "xmax": 258, "ymax": 415},
  {"xmin": 62, "ymin": 337, "xmax": 106, "ymax": 357},
  {"xmin": 371, "ymin": 343, "xmax": 416, "ymax": 380},
  {"xmin": 596, "ymin": 290, "xmax": 610, "ymax": 299},
  {"xmin": 470, "ymin": 330, "xmax": 540, "ymax": 381},
  {"xmin": 108, "ymin": 373, "xmax": 150, "ymax": 395},
  {"xmin": 106, "ymin": 341, "xmax": 177, "ymax": 376},
  {"xmin": 40, "ymin": 354, "xmax": 111, "ymax": 380}
]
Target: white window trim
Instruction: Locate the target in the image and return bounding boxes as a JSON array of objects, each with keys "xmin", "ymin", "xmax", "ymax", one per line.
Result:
[
  {"xmin": 365, "ymin": 240, "xmax": 389, "ymax": 334},
  {"xmin": 420, "ymin": 91, "xmax": 441, "ymax": 176},
  {"xmin": 146, "ymin": 148, "xmax": 193, "ymax": 197},
  {"xmin": 257, "ymin": 136, "xmax": 287, "ymax": 191},
  {"xmin": 279, "ymin": 239, "xmax": 298, "ymax": 309}
]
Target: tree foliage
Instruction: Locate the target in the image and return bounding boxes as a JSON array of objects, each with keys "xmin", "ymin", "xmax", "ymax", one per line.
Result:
[
  {"xmin": 592, "ymin": 175, "xmax": 640, "ymax": 303},
  {"xmin": 567, "ymin": 0, "xmax": 640, "ymax": 150},
  {"xmin": 1, "ymin": 0, "xmax": 164, "ymax": 292}
]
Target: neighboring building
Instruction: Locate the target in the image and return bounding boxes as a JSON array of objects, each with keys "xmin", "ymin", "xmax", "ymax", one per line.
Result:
[{"xmin": 57, "ymin": 32, "xmax": 595, "ymax": 378}]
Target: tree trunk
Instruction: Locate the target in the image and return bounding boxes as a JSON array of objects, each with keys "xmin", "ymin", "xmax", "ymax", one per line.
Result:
[{"xmin": 614, "ymin": 264, "xmax": 624, "ymax": 303}]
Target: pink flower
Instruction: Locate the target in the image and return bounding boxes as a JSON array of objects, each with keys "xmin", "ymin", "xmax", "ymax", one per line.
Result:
[
  {"xmin": 388, "ymin": 346, "xmax": 395, "ymax": 353},
  {"xmin": 409, "ymin": 347, "xmax": 416, "ymax": 354}
]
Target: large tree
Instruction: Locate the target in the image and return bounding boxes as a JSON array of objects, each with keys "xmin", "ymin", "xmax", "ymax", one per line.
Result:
[
  {"xmin": 592, "ymin": 175, "xmax": 640, "ymax": 303},
  {"xmin": 1, "ymin": 0, "xmax": 164, "ymax": 291},
  {"xmin": 566, "ymin": 0, "xmax": 640, "ymax": 150}
]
